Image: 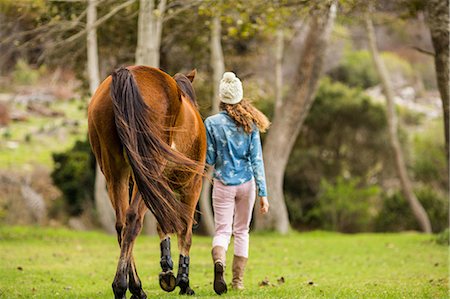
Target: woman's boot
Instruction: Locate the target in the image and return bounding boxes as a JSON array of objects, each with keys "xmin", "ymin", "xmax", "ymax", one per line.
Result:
[
  {"xmin": 232, "ymin": 255, "xmax": 247, "ymax": 290},
  {"xmin": 212, "ymin": 246, "xmax": 227, "ymax": 295}
]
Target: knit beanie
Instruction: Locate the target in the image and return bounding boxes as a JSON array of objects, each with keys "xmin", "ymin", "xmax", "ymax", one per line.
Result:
[{"xmin": 219, "ymin": 72, "xmax": 243, "ymax": 105}]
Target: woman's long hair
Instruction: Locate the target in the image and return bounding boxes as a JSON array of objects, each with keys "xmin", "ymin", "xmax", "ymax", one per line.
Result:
[{"xmin": 220, "ymin": 99, "xmax": 270, "ymax": 133}]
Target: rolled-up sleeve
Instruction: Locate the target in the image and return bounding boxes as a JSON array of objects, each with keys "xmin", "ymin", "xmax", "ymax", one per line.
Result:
[
  {"xmin": 249, "ymin": 128, "xmax": 267, "ymax": 197},
  {"xmin": 205, "ymin": 120, "xmax": 217, "ymax": 166}
]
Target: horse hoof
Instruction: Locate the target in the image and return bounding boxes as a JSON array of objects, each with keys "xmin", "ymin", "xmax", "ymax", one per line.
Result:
[
  {"xmin": 159, "ymin": 270, "xmax": 176, "ymax": 292},
  {"xmin": 130, "ymin": 290, "xmax": 147, "ymax": 299},
  {"xmin": 179, "ymin": 286, "xmax": 195, "ymax": 296}
]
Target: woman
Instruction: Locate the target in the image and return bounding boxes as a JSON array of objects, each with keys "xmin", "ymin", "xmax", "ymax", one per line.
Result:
[{"xmin": 204, "ymin": 72, "xmax": 270, "ymax": 294}]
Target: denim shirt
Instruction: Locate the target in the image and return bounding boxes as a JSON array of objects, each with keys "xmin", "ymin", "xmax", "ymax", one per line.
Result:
[{"xmin": 204, "ymin": 111, "xmax": 267, "ymax": 197}]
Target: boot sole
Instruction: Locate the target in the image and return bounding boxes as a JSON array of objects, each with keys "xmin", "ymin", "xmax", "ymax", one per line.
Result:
[{"xmin": 213, "ymin": 262, "xmax": 227, "ymax": 295}]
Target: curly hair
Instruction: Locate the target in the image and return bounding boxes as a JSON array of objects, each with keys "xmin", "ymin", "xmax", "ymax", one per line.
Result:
[{"xmin": 219, "ymin": 99, "xmax": 270, "ymax": 134}]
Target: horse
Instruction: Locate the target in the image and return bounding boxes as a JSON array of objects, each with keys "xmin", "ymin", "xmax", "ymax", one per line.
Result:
[{"xmin": 88, "ymin": 65, "xmax": 206, "ymax": 298}]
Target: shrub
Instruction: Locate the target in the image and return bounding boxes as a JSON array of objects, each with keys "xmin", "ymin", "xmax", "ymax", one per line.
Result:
[
  {"xmin": 374, "ymin": 186, "xmax": 449, "ymax": 233},
  {"xmin": 51, "ymin": 139, "xmax": 95, "ymax": 216},
  {"xmin": 328, "ymin": 50, "xmax": 415, "ymax": 89},
  {"xmin": 12, "ymin": 59, "xmax": 40, "ymax": 85},
  {"xmin": 328, "ymin": 50, "xmax": 378, "ymax": 89},
  {"xmin": 307, "ymin": 177, "xmax": 380, "ymax": 233},
  {"xmin": 284, "ymin": 78, "xmax": 389, "ymax": 230}
]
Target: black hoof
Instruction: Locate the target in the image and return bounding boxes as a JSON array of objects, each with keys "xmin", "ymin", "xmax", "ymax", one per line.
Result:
[
  {"xmin": 213, "ymin": 262, "xmax": 227, "ymax": 295},
  {"xmin": 179, "ymin": 286, "xmax": 195, "ymax": 296},
  {"xmin": 177, "ymin": 276, "xmax": 195, "ymax": 295},
  {"xmin": 130, "ymin": 289, "xmax": 147, "ymax": 299},
  {"xmin": 159, "ymin": 270, "xmax": 176, "ymax": 292}
]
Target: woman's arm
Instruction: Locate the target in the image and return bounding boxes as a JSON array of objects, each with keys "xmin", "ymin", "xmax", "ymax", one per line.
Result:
[
  {"xmin": 205, "ymin": 120, "xmax": 217, "ymax": 166},
  {"xmin": 249, "ymin": 128, "xmax": 267, "ymax": 197}
]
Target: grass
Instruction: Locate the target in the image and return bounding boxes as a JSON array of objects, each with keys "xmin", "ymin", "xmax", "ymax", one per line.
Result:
[
  {"xmin": 0, "ymin": 99, "xmax": 88, "ymax": 169},
  {"xmin": 0, "ymin": 226, "xmax": 447, "ymax": 298}
]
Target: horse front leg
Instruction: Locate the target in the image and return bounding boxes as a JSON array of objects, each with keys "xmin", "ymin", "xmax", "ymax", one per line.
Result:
[
  {"xmin": 176, "ymin": 176, "xmax": 202, "ymax": 296},
  {"xmin": 157, "ymin": 225, "xmax": 177, "ymax": 292},
  {"xmin": 176, "ymin": 228, "xmax": 195, "ymax": 295}
]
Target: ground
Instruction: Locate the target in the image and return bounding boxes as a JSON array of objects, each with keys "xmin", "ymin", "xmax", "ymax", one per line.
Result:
[{"xmin": 0, "ymin": 226, "xmax": 447, "ymax": 298}]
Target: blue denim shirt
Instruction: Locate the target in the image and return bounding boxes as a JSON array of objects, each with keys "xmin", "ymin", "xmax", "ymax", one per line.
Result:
[{"xmin": 204, "ymin": 111, "xmax": 267, "ymax": 197}]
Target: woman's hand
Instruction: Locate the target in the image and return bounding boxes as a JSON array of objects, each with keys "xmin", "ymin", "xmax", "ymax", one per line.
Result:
[{"xmin": 259, "ymin": 196, "xmax": 269, "ymax": 214}]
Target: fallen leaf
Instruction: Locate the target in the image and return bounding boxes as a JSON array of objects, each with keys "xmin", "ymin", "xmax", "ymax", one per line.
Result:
[{"xmin": 259, "ymin": 277, "xmax": 271, "ymax": 287}]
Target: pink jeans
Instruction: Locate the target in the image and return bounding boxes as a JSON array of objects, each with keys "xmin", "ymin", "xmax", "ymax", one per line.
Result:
[{"xmin": 212, "ymin": 178, "xmax": 256, "ymax": 258}]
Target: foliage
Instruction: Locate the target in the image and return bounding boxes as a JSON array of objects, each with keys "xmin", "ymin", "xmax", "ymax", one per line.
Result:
[
  {"xmin": 328, "ymin": 50, "xmax": 379, "ymax": 89},
  {"xmin": 435, "ymin": 228, "xmax": 449, "ymax": 245},
  {"xmin": 0, "ymin": 226, "xmax": 447, "ymax": 298},
  {"xmin": 411, "ymin": 119, "xmax": 448, "ymax": 190},
  {"xmin": 51, "ymin": 139, "xmax": 95, "ymax": 216},
  {"xmin": 307, "ymin": 177, "xmax": 380, "ymax": 232},
  {"xmin": 374, "ymin": 186, "xmax": 449, "ymax": 233},
  {"xmin": 12, "ymin": 59, "xmax": 43, "ymax": 85},
  {"xmin": 284, "ymin": 78, "xmax": 389, "ymax": 230},
  {"xmin": 328, "ymin": 49, "xmax": 415, "ymax": 89}
]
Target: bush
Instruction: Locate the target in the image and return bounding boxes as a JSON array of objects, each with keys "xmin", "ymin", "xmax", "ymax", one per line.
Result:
[
  {"xmin": 12, "ymin": 59, "xmax": 41, "ymax": 85},
  {"xmin": 328, "ymin": 50, "xmax": 415, "ymax": 89},
  {"xmin": 284, "ymin": 78, "xmax": 390, "ymax": 230},
  {"xmin": 436, "ymin": 228, "xmax": 449, "ymax": 245},
  {"xmin": 374, "ymin": 186, "xmax": 449, "ymax": 233},
  {"xmin": 307, "ymin": 177, "xmax": 380, "ymax": 233},
  {"xmin": 328, "ymin": 50, "xmax": 378, "ymax": 89},
  {"xmin": 51, "ymin": 139, "xmax": 95, "ymax": 216}
]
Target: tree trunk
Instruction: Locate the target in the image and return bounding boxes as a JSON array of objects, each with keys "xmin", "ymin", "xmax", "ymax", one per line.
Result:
[
  {"xmin": 87, "ymin": 0, "xmax": 116, "ymax": 234},
  {"xmin": 274, "ymin": 29, "xmax": 284, "ymax": 119},
  {"xmin": 425, "ymin": 0, "xmax": 449, "ymax": 168},
  {"xmin": 365, "ymin": 13, "xmax": 432, "ymax": 233},
  {"xmin": 135, "ymin": 0, "xmax": 166, "ymax": 67},
  {"xmin": 196, "ymin": 13, "xmax": 226, "ymax": 236},
  {"xmin": 210, "ymin": 14, "xmax": 225, "ymax": 115},
  {"xmin": 136, "ymin": 0, "xmax": 166, "ymax": 234},
  {"xmin": 254, "ymin": 2, "xmax": 337, "ymax": 233}
]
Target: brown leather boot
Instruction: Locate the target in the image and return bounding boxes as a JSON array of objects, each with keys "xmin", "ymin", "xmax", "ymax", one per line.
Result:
[
  {"xmin": 232, "ymin": 255, "xmax": 248, "ymax": 290},
  {"xmin": 211, "ymin": 246, "xmax": 227, "ymax": 295}
]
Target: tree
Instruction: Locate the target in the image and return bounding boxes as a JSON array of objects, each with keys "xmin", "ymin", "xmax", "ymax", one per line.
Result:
[
  {"xmin": 197, "ymin": 10, "xmax": 225, "ymax": 236},
  {"xmin": 365, "ymin": 8, "xmax": 432, "ymax": 233},
  {"xmin": 135, "ymin": 0, "xmax": 167, "ymax": 234},
  {"xmin": 135, "ymin": 0, "xmax": 166, "ymax": 66},
  {"xmin": 424, "ymin": 0, "xmax": 449, "ymax": 167},
  {"xmin": 255, "ymin": 1, "xmax": 337, "ymax": 233},
  {"xmin": 87, "ymin": 0, "xmax": 116, "ymax": 234}
]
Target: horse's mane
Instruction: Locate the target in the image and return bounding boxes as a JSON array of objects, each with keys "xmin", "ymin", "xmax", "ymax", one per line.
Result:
[{"xmin": 173, "ymin": 73, "xmax": 197, "ymax": 108}]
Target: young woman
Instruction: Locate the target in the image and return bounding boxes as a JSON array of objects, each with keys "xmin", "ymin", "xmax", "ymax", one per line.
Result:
[{"xmin": 204, "ymin": 72, "xmax": 270, "ymax": 294}]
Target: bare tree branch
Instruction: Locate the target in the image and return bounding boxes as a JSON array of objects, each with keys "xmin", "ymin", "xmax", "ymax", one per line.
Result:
[
  {"xmin": 60, "ymin": 0, "xmax": 135, "ymax": 45},
  {"xmin": 411, "ymin": 46, "xmax": 435, "ymax": 56}
]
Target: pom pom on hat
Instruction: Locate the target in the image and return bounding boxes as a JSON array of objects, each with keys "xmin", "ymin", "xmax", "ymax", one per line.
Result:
[{"xmin": 219, "ymin": 72, "xmax": 243, "ymax": 104}]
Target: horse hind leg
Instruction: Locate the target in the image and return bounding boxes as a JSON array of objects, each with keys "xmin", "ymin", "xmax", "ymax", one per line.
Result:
[
  {"xmin": 112, "ymin": 188, "xmax": 147, "ymax": 299},
  {"xmin": 127, "ymin": 188, "xmax": 148, "ymax": 299},
  {"xmin": 157, "ymin": 225, "xmax": 177, "ymax": 292}
]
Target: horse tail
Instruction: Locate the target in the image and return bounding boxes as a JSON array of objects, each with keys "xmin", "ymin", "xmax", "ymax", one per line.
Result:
[{"xmin": 110, "ymin": 67, "xmax": 193, "ymax": 234}]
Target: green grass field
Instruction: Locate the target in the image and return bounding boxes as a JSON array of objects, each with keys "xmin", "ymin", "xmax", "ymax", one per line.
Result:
[{"xmin": 0, "ymin": 226, "xmax": 447, "ymax": 298}]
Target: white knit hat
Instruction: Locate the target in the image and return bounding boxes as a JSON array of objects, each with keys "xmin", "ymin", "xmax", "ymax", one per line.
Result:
[{"xmin": 219, "ymin": 72, "xmax": 243, "ymax": 104}]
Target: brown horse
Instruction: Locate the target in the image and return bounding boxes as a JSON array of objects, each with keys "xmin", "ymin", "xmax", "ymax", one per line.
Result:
[{"xmin": 88, "ymin": 66, "xmax": 206, "ymax": 298}]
